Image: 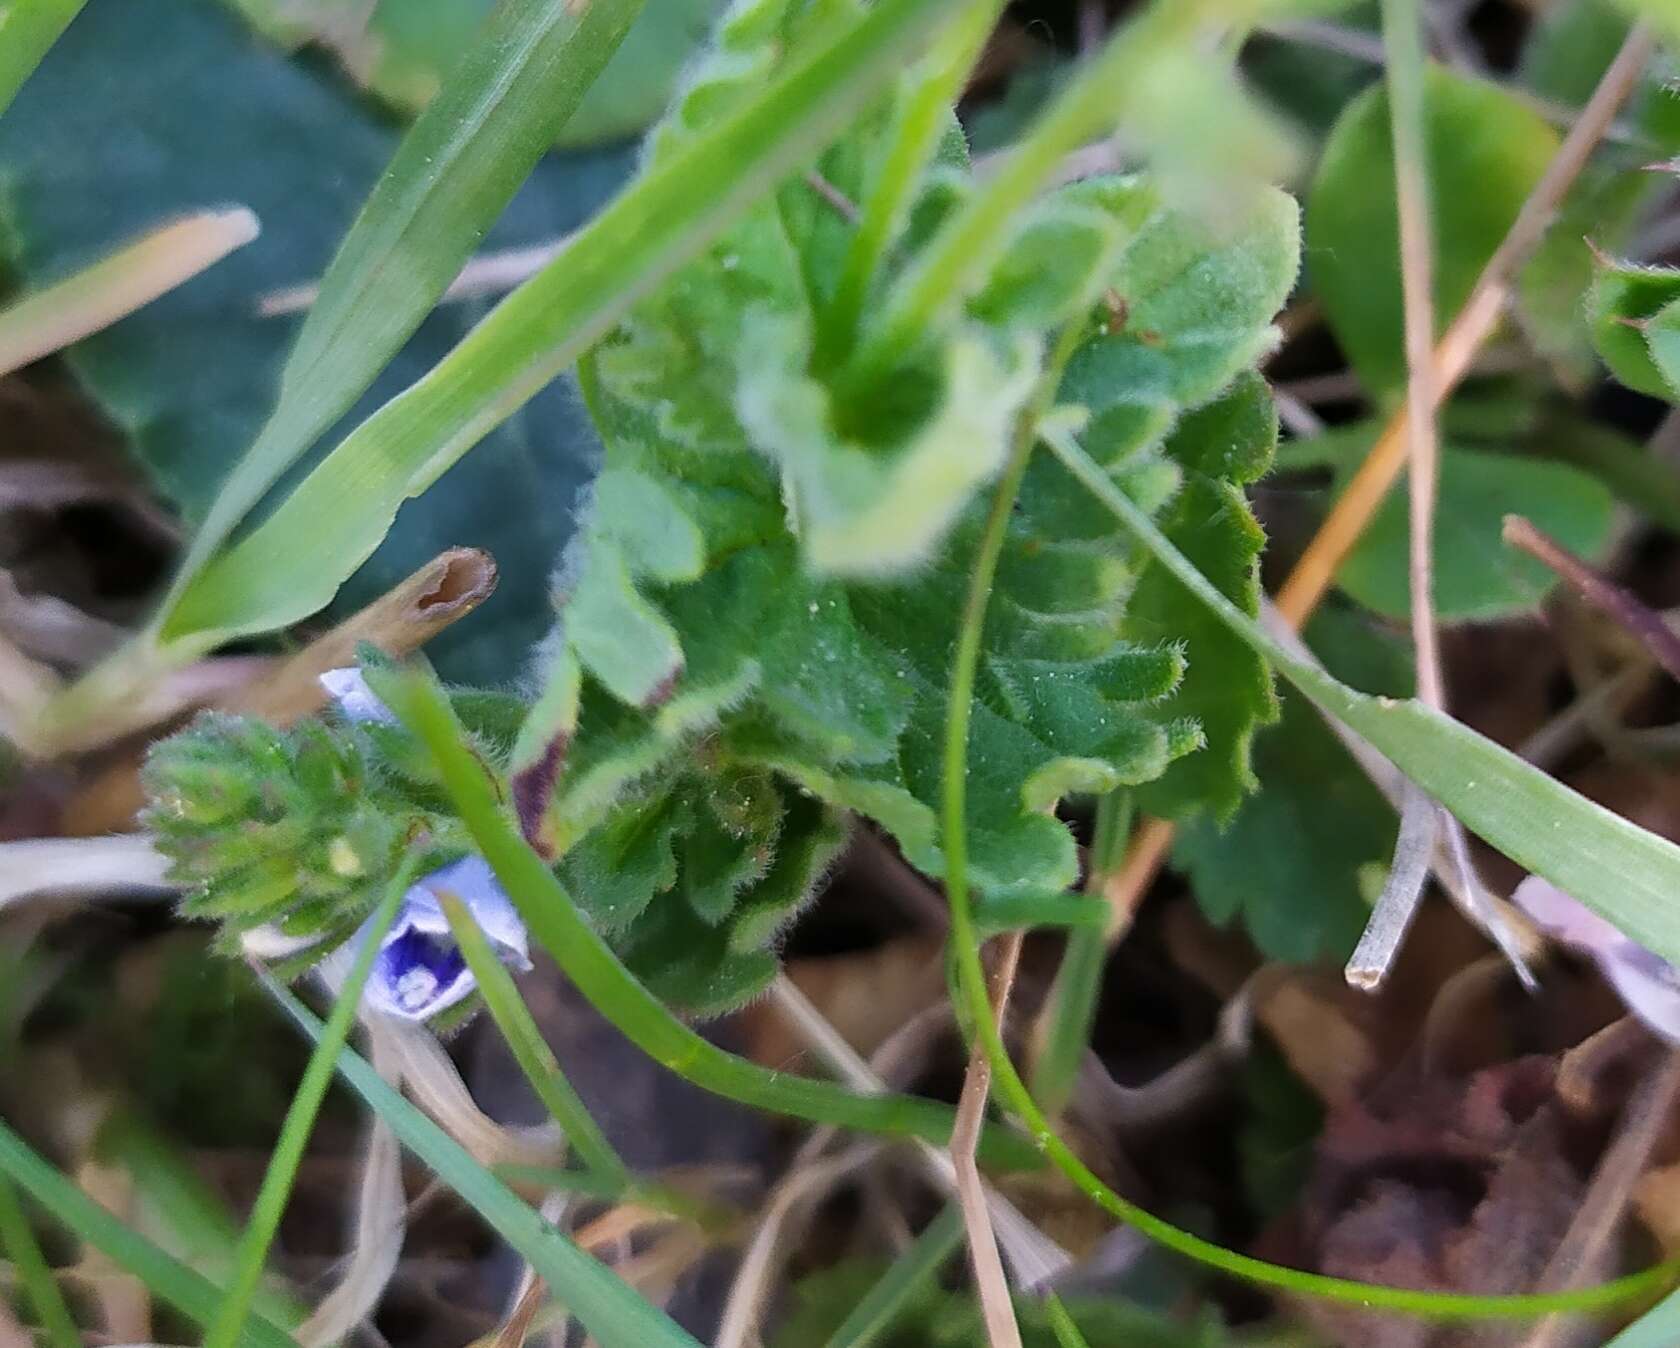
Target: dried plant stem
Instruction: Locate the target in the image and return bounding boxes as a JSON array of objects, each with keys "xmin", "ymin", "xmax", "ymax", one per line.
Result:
[
  {"xmin": 1275, "ymin": 18, "xmax": 1654, "ymax": 626},
  {"xmin": 1505, "ymin": 515, "xmax": 1680, "ymax": 683},
  {"xmin": 951, "ymin": 931, "xmax": 1027, "ymax": 1348},
  {"xmin": 1094, "ymin": 18, "xmax": 1656, "ymax": 969},
  {"xmin": 1521, "ymin": 1050, "xmax": 1680, "ymax": 1348}
]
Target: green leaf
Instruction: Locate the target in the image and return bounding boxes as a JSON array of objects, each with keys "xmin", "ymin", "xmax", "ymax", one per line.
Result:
[
  {"xmin": 1048, "ymin": 424, "xmax": 1680, "ymax": 981},
  {"xmin": 1174, "ymin": 607, "xmax": 1408, "ymax": 962},
  {"xmin": 0, "ymin": 1117, "xmax": 299, "ymax": 1348},
  {"xmin": 1132, "ymin": 373, "xmax": 1280, "ymax": 822},
  {"xmin": 1337, "ymin": 444, "xmax": 1615, "ymax": 620},
  {"xmin": 264, "ymin": 977, "xmax": 704, "ymax": 1348},
  {"xmin": 1307, "ymin": 65, "xmax": 1558, "ymax": 394},
  {"xmin": 0, "ymin": 1174, "xmax": 82, "ymax": 1348},
  {"xmin": 161, "ymin": 0, "xmax": 974, "ymax": 650},
  {"xmin": 0, "ymin": 0, "xmax": 83, "ymax": 115},
  {"xmin": 216, "ymin": 0, "xmax": 716, "ymax": 146},
  {"xmin": 1588, "ymin": 253, "xmax": 1680, "ymax": 398},
  {"xmin": 0, "ymin": 0, "xmax": 637, "ymax": 682}
]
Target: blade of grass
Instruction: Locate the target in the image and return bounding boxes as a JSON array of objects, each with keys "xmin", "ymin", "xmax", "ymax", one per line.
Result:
[
  {"xmin": 926, "ymin": 413, "xmax": 1680, "ymax": 1316},
  {"xmin": 205, "ymin": 851, "xmax": 420, "ymax": 1348},
  {"xmin": 159, "ymin": 0, "xmax": 648, "ymax": 614},
  {"xmin": 824, "ymin": 1204, "xmax": 965, "ymax": 1348},
  {"xmin": 0, "ymin": 0, "xmax": 84, "ymax": 116},
  {"xmin": 438, "ymin": 890, "xmax": 628, "ymax": 1188},
  {"xmin": 157, "ymin": 0, "xmax": 972, "ymax": 653},
  {"xmin": 0, "ymin": 207, "xmax": 258, "ymax": 377},
  {"xmin": 1042, "ymin": 423, "xmax": 1680, "ymax": 1007},
  {"xmin": 260, "ymin": 975, "xmax": 704, "ymax": 1348},
  {"xmin": 1041, "ymin": 1294, "xmax": 1093, "ymax": 1348},
  {"xmin": 94, "ymin": 1109, "xmax": 307, "ymax": 1330},
  {"xmin": 0, "ymin": 1116, "xmax": 298, "ymax": 1348},
  {"xmin": 384, "ymin": 667, "xmax": 1039, "ymax": 1171},
  {"xmin": 1030, "ymin": 791, "xmax": 1132, "ymax": 1117},
  {"xmin": 0, "ymin": 1171, "xmax": 80, "ymax": 1348}
]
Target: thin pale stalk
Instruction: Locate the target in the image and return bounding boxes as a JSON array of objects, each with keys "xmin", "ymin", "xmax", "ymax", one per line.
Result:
[
  {"xmin": 205, "ymin": 855, "xmax": 420, "ymax": 1348},
  {"xmin": 1505, "ymin": 515, "xmax": 1680, "ymax": 682},
  {"xmin": 948, "ymin": 420, "xmax": 1680, "ymax": 1316},
  {"xmin": 824, "ymin": 1204, "xmax": 965, "ymax": 1348},
  {"xmin": 0, "ymin": 1173, "xmax": 79, "ymax": 1348},
  {"xmin": 438, "ymin": 890, "xmax": 629, "ymax": 1188},
  {"xmin": 1346, "ymin": 782, "xmax": 1437, "ymax": 989},
  {"xmin": 1274, "ymin": 19, "xmax": 1656, "ymax": 625},
  {"xmin": 0, "ymin": 208, "xmax": 258, "ymax": 378},
  {"xmin": 951, "ymin": 931, "xmax": 1026, "ymax": 1348},
  {"xmin": 385, "ymin": 671, "xmax": 1038, "ymax": 1170}
]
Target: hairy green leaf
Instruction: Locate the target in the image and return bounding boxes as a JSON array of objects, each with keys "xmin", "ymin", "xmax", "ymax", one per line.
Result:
[
  {"xmin": 517, "ymin": 19, "xmax": 1300, "ymax": 996},
  {"xmin": 1588, "ymin": 252, "xmax": 1680, "ymax": 398}
]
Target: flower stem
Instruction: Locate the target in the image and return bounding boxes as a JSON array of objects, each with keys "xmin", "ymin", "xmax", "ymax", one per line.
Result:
[{"xmin": 204, "ymin": 852, "xmax": 422, "ymax": 1348}]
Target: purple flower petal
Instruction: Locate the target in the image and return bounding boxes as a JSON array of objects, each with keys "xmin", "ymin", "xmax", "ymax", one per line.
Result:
[
  {"xmin": 319, "ymin": 667, "xmax": 397, "ymax": 725},
  {"xmin": 1512, "ymin": 876, "xmax": 1680, "ymax": 1045},
  {"xmin": 314, "ymin": 855, "xmax": 531, "ymax": 1022}
]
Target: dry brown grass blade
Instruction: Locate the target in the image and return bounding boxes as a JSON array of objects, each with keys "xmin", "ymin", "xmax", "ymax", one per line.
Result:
[
  {"xmin": 951, "ymin": 931, "xmax": 1026, "ymax": 1348},
  {"xmin": 1520, "ymin": 1050, "xmax": 1680, "ymax": 1348},
  {"xmin": 1094, "ymin": 19, "xmax": 1656, "ymax": 951},
  {"xmin": 61, "ymin": 548, "xmax": 499, "ymax": 833}
]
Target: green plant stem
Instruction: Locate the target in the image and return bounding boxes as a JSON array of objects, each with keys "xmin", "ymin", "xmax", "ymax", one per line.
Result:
[
  {"xmin": 859, "ymin": 0, "xmax": 1209, "ymax": 372},
  {"xmin": 94, "ymin": 1110, "xmax": 306, "ymax": 1329},
  {"xmin": 815, "ymin": 0, "xmax": 1004, "ymax": 367},
  {"xmin": 0, "ymin": 1171, "xmax": 80, "ymax": 1348},
  {"xmin": 439, "ymin": 890, "xmax": 629, "ymax": 1187},
  {"xmin": 1031, "ymin": 791, "xmax": 1133, "ymax": 1115},
  {"xmin": 0, "ymin": 0, "xmax": 85, "ymax": 116},
  {"xmin": 262, "ymin": 977, "xmax": 702, "ymax": 1348},
  {"xmin": 824, "ymin": 1203, "xmax": 965, "ymax": 1348},
  {"xmin": 0, "ymin": 1116, "xmax": 298, "ymax": 1348},
  {"xmin": 204, "ymin": 854, "xmax": 419, "ymax": 1348},
  {"xmin": 387, "ymin": 670, "xmax": 1038, "ymax": 1170},
  {"xmin": 158, "ymin": 0, "xmax": 970, "ymax": 655},
  {"xmin": 999, "ymin": 421, "xmax": 1680, "ymax": 1316},
  {"xmin": 1042, "ymin": 1294, "xmax": 1094, "ymax": 1348}
]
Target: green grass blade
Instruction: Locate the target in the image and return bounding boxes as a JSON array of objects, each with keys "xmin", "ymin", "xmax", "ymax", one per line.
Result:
[
  {"xmin": 162, "ymin": 0, "xmax": 969, "ymax": 650},
  {"xmin": 1031, "ymin": 792, "xmax": 1132, "ymax": 1115},
  {"xmin": 155, "ymin": 0, "xmax": 648, "ymax": 618},
  {"xmin": 1042, "ymin": 1294, "xmax": 1094, "ymax": 1348},
  {"xmin": 261, "ymin": 976, "xmax": 704, "ymax": 1348},
  {"xmin": 438, "ymin": 890, "xmax": 629, "ymax": 1187},
  {"xmin": 925, "ymin": 417, "xmax": 1680, "ymax": 1316},
  {"xmin": 1608, "ymin": 1288, "xmax": 1680, "ymax": 1346},
  {"xmin": 0, "ymin": 1171, "xmax": 80, "ymax": 1348},
  {"xmin": 1042, "ymin": 425, "xmax": 1680, "ymax": 971},
  {"xmin": 0, "ymin": 0, "xmax": 84, "ymax": 116},
  {"xmin": 95, "ymin": 1110, "xmax": 306, "ymax": 1329},
  {"xmin": 205, "ymin": 854, "xmax": 418, "ymax": 1348},
  {"xmin": 824, "ymin": 1203, "xmax": 964, "ymax": 1348},
  {"xmin": 0, "ymin": 1116, "xmax": 299, "ymax": 1348},
  {"xmin": 385, "ymin": 668, "xmax": 1039, "ymax": 1171}
]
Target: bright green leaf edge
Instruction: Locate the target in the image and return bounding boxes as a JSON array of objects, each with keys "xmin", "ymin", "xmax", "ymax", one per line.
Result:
[
  {"xmin": 928, "ymin": 420, "xmax": 1680, "ymax": 1318},
  {"xmin": 386, "ymin": 667, "xmax": 1040, "ymax": 1172},
  {"xmin": 0, "ymin": 0, "xmax": 85, "ymax": 117},
  {"xmin": 262, "ymin": 975, "xmax": 704, "ymax": 1348},
  {"xmin": 0, "ymin": 1116, "xmax": 300, "ymax": 1348},
  {"xmin": 161, "ymin": 0, "xmax": 971, "ymax": 649}
]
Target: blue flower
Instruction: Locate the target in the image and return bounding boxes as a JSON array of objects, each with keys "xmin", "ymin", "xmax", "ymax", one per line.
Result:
[
  {"xmin": 319, "ymin": 855, "xmax": 533, "ymax": 1021},
  {"xmin": 312, "ymin": 668, "xmax": 533, "ymax": 1021}
]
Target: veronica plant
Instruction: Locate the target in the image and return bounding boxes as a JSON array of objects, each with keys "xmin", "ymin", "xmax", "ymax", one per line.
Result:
[{"xmin": 145, "ymin": 0, "xmax": 1297, "ymax": 1019}]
